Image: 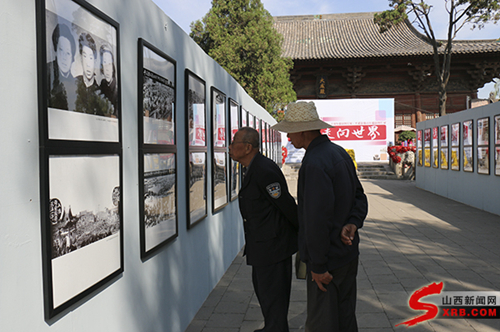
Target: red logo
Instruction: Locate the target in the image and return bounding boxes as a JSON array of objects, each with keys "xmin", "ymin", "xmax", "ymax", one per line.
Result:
[{"xmin": 396, "ymin": 282, "xmax": 444, "ymax": 327}]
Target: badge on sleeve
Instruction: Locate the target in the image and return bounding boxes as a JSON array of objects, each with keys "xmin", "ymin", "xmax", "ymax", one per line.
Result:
[{"xmin": 266, "ymin": 182, "xmax": 281, "ymax": 199}]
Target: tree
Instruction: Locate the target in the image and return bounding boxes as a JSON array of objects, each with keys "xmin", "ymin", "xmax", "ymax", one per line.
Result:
[
  {"xmin": 398, "ymin": 130, "xmax": 416, "ymax": 142},
  {"xmin": 374, "ymin": 0, "xmax": 500, "ymax": 116},
  {"xmin": 190, "ymin": 0, "xmax": 296, "ymax": 116}
]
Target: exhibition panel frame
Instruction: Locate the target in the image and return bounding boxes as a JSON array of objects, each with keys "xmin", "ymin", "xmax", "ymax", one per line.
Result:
[
  {"xmin": 138, "ymin": 38, "xmax": 178, "ymax": 259},
  {"xmin": 211, "ymin": 87, "xmax": 229, "ymax": 213},
  {"xmin": 185, "ymin": 69, "xmax": 208, "ymax": 229},
  {"xmin": 36, "ymin": 0, "xmax": 123, "ymax": 319},
  {"xmin": 229, "ymin": 98, "xmax": 240, "ymax": 202}
]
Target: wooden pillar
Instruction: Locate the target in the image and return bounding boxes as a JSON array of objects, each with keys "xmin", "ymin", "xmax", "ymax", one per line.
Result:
[{"xmin": 415, "ymin": 93, "xmax": 422, "ymax": 123}]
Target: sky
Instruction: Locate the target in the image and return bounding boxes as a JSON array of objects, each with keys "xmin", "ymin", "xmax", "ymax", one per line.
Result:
[{"xmin": 152, "ymin": 0, "xmax": 500, "ymax": 97}]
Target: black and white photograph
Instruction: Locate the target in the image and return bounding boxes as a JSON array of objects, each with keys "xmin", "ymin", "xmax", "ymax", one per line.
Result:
[
  {"xmin": 187, "ymin": 74, "xmax": 206, "ymax": 147},
  {"xmin": 48, "ymin": 155, "xmax": 121, "ymax": 311},
  {"xmin": 463, "ymin": 146, "xmax": 473, "ymax": 172},
  {"xmin": 189, "ymin": 152, "xmax": 207, "ymax": 224},
  {"xmin": 142, "ymin": 43, "xmax": 175, "ymax": 145},
  {"xmin": 463, "ymin": 120, "xmax": 473, "ymax": 146},
  {"xmin": 230, "ymin": 100, "xmax": 240, "ymax": 200},
  {"xmin": 451, "ymin": 147, "xmax": 460, "ymax": 171},
  {"xmin": 213, "ymin": 152, "xmax": 228, "ymax": 210},
  {"xmin": 45, "ymin": 0, "xmax": 119, "ymax": 142},
  {"xmin": 477, "ymin": 147, "xmax": 489, "ymax": 174},
  {"xmin": 477, "ymin": 117, "xmax": 489, "ymax": 146},
  {"xmin": 143, "ymin": 153, "xmax": 177, "ymax": 254},
  {"xmin": 495, "ymin": 147, "xmax": 500, "ymax": 176},
  {"xmin": 495, "ymin": 115, "xmax": 500, "ymax": 145},
  {"xmin": 451, "ymin": 123, "xmax": 460, "ymax": 147}
]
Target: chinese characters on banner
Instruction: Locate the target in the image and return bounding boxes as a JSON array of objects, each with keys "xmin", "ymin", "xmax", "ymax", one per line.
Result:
[{"xmin": 321, "ymin": 124, "xmax": 386, "ymax": 141}]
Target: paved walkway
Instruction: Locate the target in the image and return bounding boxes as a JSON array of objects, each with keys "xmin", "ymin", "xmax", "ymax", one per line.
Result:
[{"xmin": 185, "ymin": 179, "xmax": 500, "ymax": 332}]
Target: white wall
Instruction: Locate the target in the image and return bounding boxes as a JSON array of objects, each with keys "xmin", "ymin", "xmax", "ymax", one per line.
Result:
[
  {"xmin": 0, "ymin": 0, "xmax": 275, "ymax": 331},
  {"xmin": 416, "ymin": 102, "xmax": 500, "ymax": 216}
]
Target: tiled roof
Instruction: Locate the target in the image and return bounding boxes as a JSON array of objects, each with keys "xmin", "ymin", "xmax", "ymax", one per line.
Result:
[{"xmin": 274, "ymin": 12, "xmax": 500, "ymax": 60}]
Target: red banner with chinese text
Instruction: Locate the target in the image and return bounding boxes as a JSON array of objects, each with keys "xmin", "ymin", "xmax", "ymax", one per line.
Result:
[{"xmin": 321, "ymin": 125, "xmax": 386, "ymax": 141}]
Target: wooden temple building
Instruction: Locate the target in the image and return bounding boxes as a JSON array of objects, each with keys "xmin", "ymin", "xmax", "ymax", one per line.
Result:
[{"xmin": 274, "ymin": 12, "xmax": 500, "ymax": 128}]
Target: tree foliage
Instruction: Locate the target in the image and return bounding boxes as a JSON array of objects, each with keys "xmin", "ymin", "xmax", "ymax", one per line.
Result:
[
  {"xmin": 398, "ymin": 130, "xmax": 416, "ymax": 142},
  {"xmin": 374, "ymin": 0, "xmax": 500, "ymax": 116},
  {"xmin": 190, "ymin": 0, "xmax": 296, "ymax": 116}
]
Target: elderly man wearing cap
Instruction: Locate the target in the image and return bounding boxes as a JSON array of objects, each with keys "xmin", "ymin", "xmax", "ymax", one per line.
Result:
[
  {"xmin": 229, "ymin": 127, "xmax": 298, "ymax": 332},
  {"xmin": 272, "ymin": 101, "xmax": 368, "ymax": 332}
]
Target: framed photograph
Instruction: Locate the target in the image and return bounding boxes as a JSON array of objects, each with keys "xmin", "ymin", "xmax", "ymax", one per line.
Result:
[
  {"xmin": 40, "ymin": 0, "xmax": 120, "ymax": 142},
  {"xmin": 141, "ymin": 153, "xmax": 177, "ymax": 257},
  {"xmin": 477, "ymin": 147, "xmax": 489, "ymax": 175},
  {"xmin": 440, "ymin": 147, "xmax": 448, "ymax": 169},
  {"xmin": 262, "ymin": 122, "xmax": 268, "ymax": 157},
  {"xmin": 495, "ymin": 115, "xmax": 500, "ymax": 145},
  {"xmin": 138, "ymin": 39, "xmax": 177, "ymax": 257},
  {"xmin": 241, "ymin": 107, "xmax": 248, "ymax": 127},
  {"xmin": 440, "ymin": 125, "xmax": 449, "ymax": 147},
  {"xmin": 424, "ymin": 148, "xmax": 431, "ymax": 167},
  {"xmin": 495, "ymin": 146, "xmax": 500, "ymax": 176},
  {"xmin": 477, "ymin": 117, "xmax": 489, "ymax": 146},
  {"xmin": 229, "ymin": 99, "xmax": 240, "ymax": 201},
  {"xmin": 432, "ymin": 127, "xmax": 438, "ymax": 148},
  {"xmin": 185, "ymin": 70, "xmax": 207, "ymax": 228},
  {"xmin": 140, "ymin": 40, "xmax": 175, "ymax": 145},
  {"xmin": 417, "ymin": 148, "xmax": 422, "ymax": 167},
  {"xmin": 44, "ymin": 154, "xmax": 122, "ymax": 318},
  {"xmin": 417, "ymin": 130, "xmax": 422, "ymax": 148},
  {"xmin": 451, "ymin": 147, "xmax": 460, "ymax": 171},
  {"xmin": 249, "ymin": 113, "xmax": 255, "ymax": 129},
  {"xmin": 211, "ymin": 87, "xmax": 228, "ymax": 212},
  {"xmin": 451, "ymin": 123, "xmax": 460, "ymax": 147},
  {"xmin": 432, "ymin": 147, "xmax": 439, "ymax": 168},
  {"xmin": 463, "ymin": 146, "xmax": 473, "ymax": 172},
  {"xmin": 189, "ymin": 152, "xmax": 207, "ymax": 223},
  {"xmin": 424, "ymin": 128, "xmax": 431, "ymax": 148},
  {"xmin": 463, "ymin": 120, "xmax": 473, "ymax": 146}
]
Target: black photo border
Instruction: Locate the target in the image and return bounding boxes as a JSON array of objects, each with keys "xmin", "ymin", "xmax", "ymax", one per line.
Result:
[
  {"xmin": 477, "ymin": 117, "xmax": 490, "ymax": 147},
  {"xmin": 36, "ymin": 0, "xmax": 123, "ymax": 320},
  {"xmin": 138, "ymin": 39, "xmax": 178, "ymax": 259},
  {"xmin": 229, "ymin": 98, "xmax": 240, "ymax": 202},
  {"xmin": 495, "ymin": 114, "xmax": 500, "ymax": 145},
  {"xmin": 38, "ymin": 0, "xmax": 121, "ymax": 144},
  {"xmin": 211, "ymin": 87, "xmax": 229, "ymax": 213},
  {"xmin": 185, "ymin": 69, "xmax": 208, "ymax": 229}
]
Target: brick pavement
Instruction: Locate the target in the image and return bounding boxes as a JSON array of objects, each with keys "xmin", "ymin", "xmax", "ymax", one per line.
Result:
[{"xmin": 185, "ymin": 179, "xmax": 500, "ymax": 332}]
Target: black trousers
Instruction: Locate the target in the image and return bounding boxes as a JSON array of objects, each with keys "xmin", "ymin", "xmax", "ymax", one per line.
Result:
[
  {"xmin": 306, "ymin": 257, "xmax": 358, "ymax": 332},
  {"xmin": 252, "ymin": 256, "xmax": 293, "ymax": 332}
]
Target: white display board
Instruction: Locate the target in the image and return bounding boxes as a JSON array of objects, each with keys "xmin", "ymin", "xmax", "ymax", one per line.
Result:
[{"xmin": 283, "ymin": 99, "xmax": 394, "ymax": 163}]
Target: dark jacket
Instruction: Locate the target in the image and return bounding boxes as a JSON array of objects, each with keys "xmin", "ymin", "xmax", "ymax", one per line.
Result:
[
  {"xmin": 238, "ymin": 153, "xmax": 298, "ymax": 266},
  {"xmin": 298, "ymin": 135, "xmax": 368, "ymax": 274}
]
